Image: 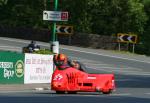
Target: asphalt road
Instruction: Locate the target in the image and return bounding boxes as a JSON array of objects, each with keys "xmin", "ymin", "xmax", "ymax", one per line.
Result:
[{"xmin": 0, "ymin": 37, "xmax": 150, "ymax": 103}]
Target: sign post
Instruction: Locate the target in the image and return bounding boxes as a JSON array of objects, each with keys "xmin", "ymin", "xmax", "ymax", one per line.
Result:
[
  {"xmin": 43, "ymin": 0, "xmax": 69, "ymax": 54},
  {"xmin": 51, "ymin": 0, "xmax": 58, "ymax": 53},
  {"xmin": 43, "ymin": 11, "xmax": 68, "ymax": 21},
  {"xmin": 56, "ymin": 25, "xmax": 73, "ymax": 45}
]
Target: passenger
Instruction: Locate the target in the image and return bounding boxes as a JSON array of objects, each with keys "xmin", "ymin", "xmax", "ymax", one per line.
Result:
[
  {"xmin": 68, "ymin": 59, "xmax": 86, "ymax": 72},
  {"xmin": 54, "ymin": 53, "xmax": 86, "ymax": 72}
]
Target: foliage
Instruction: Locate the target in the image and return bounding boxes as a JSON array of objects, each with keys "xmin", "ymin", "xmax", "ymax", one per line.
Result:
[
  {"xmin": 0, "ymin": 0, "xmax": 47, "ymax": 28},
  {"xmin": 0, "ymin": 0, "xmax": 150, "ymax": 55},
  {"xmin": 0, "ymin": 0, "xmax": 8, "ymax": 5},
  {"xmin": 59, "ymin": 0, "xmax": 148, "ymax": 36},
  {"xmin": 33, "ymin": 49, "xmax": 54, "ymax": 54},
  {"xmin": 135, "ymin": 0, "xmax": 150, "ymax": 55}
]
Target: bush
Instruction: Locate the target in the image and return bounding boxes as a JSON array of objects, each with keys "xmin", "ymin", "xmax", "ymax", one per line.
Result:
[{"xmin": 33, "ymin": 49, "xmax": 54, "ymax": 55}]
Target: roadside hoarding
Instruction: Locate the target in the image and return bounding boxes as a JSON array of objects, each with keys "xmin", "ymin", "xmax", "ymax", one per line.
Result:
[
  {"xmin": 0, "ymin": 51, "xmax": 24, "ymax": 84},
  {"xmin": 24, "ymin": 53, "xmax": 53, "ymax": 84}
]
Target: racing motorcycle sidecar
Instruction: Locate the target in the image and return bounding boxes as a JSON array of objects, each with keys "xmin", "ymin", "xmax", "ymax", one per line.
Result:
[{"xmin": 51, "ymin": 67, "xmax": 115, "ymax": 94}]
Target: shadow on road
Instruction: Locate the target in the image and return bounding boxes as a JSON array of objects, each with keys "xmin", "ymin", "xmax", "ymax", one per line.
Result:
[
  {"xmin": 87, "ymin": 67, "xmax": 150, "ymax": 88},
  {"xmin": 0, "ymin": 94, "xmax": 150, "ymax": 103},
  {"xmin": 115, "ymin": 74, "xmax": 150, "ymax": 88}
]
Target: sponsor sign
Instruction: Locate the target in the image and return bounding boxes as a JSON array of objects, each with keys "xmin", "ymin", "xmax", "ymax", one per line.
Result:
[
  {"xmin": 0, "ymin": 51, "xmax": 24, "ymax": 84},
  {"xmin": 24, "ymin": 54, "xmax": 53, "ymax": 84},
  {"xmin": 43, "ymin": 10, "xmax": 68, "ymax": 21}
]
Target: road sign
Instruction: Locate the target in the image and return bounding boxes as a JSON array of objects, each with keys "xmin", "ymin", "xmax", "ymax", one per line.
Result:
[
  {"xmin": 56, "ymin": 25, "xmax": 73, "ymax": 35},
  {"xmin": 117, "ymin": 33, "xmax": 137, "ymax": 44},
  {"xmin": 43, "ymin": 11, "xmax": 68, "ymax": 21}
]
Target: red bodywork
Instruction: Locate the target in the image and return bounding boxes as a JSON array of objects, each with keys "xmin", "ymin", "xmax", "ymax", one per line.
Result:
[{"xmin": 51, "ymin": 67, "xmax": 115, "ymax": 94}]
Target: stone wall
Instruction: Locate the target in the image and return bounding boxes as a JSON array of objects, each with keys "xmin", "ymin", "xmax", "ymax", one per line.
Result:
[
  {"xmin": 0, "ymin": 26, "xmax": 119, "ymax": 50},
  {"xmin": 59, "ymin": 32, "xmax": 118, "ymax": 50}
]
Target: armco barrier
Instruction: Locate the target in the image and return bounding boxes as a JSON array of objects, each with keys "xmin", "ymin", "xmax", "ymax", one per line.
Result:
[{"xmin": 0, "ymin": 51, "xmax": 24, "ymax": 84}]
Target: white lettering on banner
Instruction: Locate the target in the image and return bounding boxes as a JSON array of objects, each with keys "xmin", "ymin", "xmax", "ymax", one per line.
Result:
[
  {"xmin": 24, "ymin": 54, "xmax": 54, "ymax": 84},
  {"xmin": 25, "ymin": 58, "xmax": 51, "ymax": 65},
  {"xmin": 4, "ymin": 68, "xmax": 15, "ymax": 79},
  {"xmin": 36, "ymin": 67, "xmax": 46, "ymax": 74},
  {"xmin": 0, "ymin": 62, "xmax": 14, "ymax": 79},
  {"xmin": 0, "ymin": 62, "xmax": 13, "ymax": 69},
  {"xmin": 30, "ymin": 75, "xmax": 50, "ymax": 81},
  {"xmin": 26, "ymin": 59, "xmax": 31, "ymax": 64}
]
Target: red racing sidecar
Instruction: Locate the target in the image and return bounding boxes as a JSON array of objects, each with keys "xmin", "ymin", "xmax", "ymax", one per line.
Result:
[{"xmin": 51, "ymin": 67, "xmax": 115, "ymax": 94}]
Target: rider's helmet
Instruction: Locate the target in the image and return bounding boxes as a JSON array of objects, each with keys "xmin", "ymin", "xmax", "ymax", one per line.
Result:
[
  {"xmin": 53, "ymin": 54, "xmax": 68, "ymax": 68},
  {"xmin": 31, "ymin": 40, "xmax": 36, "ymax": 44}
]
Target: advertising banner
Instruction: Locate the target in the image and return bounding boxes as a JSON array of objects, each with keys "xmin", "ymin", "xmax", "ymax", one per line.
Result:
[
  {"xmin": 24, "ymin": 54, "xmax": 53, "ymax": 84},
  {"xmin": 0, "ymin": 51, "xmax": 24, "ymax": 84}
]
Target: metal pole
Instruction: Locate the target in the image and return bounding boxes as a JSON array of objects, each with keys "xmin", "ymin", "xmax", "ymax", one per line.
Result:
[
  {"xmin": 118, "ymin": 43, "xmax": 121, "ymax": 51},
  {"xmin": 50, "ymin": 0, "xmax": 59, "ymax": 54},
  {"xmin": 127, "ymin": 43, "xmax": 129, "ymax": 51},
  {"xmin": 133, "ymin": 44, "xmax": 135, "ymax": 53},
  {"xmin": 68, "ymin": 34, "xmax": 71, "ymax": 45},
  {"xmin": 52, "ymin": 0, "xmax": 58, "ymax": 41}
]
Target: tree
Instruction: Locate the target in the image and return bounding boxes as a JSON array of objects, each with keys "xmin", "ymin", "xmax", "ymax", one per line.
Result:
[
  {"xmin": 136, "ymin": 0, "xmax": 150, "ymax": 55},
  {"xmin": 0, "ymin": 0, "xmax": 8, "ymax": 5},
  {"xmin": 59, "ymin": 0, "xmax": 92, "ymax": 33},
  {"xmin": 87, "ymin": 0, "xmax": 147, "ymax": 35},
  {"xmin": 0, "ymin": 0, "xmax": 46, "ymax": 28}
]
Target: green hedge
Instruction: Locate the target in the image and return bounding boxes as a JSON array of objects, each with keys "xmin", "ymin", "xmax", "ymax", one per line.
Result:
[{"xmin": 33, "ymin": 49, "xmax": 54, "ymax": 55}]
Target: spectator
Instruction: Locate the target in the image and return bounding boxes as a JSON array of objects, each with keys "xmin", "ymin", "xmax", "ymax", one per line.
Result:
[{"xmin": 27, "ymin": 40, "xmax": 40, "ymax": 53}]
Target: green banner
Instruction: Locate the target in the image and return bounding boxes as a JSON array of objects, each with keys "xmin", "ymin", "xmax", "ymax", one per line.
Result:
[{"xmin": 0, "ymin": 51, "xmax": 24, "ymax": 84}]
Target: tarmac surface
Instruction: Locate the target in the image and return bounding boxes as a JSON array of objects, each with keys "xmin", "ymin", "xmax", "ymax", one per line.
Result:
[
  {"xmin": 0, "ymin": 37, "xmax": 150, "ymax": 95},
  {"xmin": 0, "ymin": 84, "xmax": 50, "ymax": 91}
]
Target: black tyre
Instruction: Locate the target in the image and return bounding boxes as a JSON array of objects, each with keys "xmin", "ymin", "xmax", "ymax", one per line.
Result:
[
  {"xmin": 67, "ymin": 91, "xmax": 77, "ymax": 94},
  {"xmin": 102, "ymin": 90, "xmax": 112, "ymax": 94},
  {"xmin": 56, "ymin": 91, "xmax": 65, "ymax": 94}
]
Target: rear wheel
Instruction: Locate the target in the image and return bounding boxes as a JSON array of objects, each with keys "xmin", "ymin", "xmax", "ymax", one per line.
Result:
[
  {"xmin": 56, "ymin": 91, "xmax": 65, "ymax": 94},
  {"xmin": 67, "ymin": 91, "xmax": 77, "ymax": 94},
  {"xmin": 102, "ymin": 89, "xmax": 112, "ymax": 94}
]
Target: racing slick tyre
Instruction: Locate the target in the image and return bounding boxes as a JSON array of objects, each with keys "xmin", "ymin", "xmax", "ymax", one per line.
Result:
[
  {"xmin": 102, "ymin": 89, "xmax": 112, "ymax": 94},
  {"xmin": 67, "ymin": 91, "xmax": 77, "ymax": 94},
  {"xmin": 56, "ymin": 91, "xmax": 65, "ymax": 94}
]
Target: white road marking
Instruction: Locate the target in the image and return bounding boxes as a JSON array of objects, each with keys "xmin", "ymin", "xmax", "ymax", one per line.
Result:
[
  {"xmin": 116, "ymin": 79, "xmax": 140, "ymax": 82},
  {"xmin": 90, "ymin": 67, "xmax": 150, "ymax": 76},
  {"xmin": 0, "ymin": 37, "xmax": 150, "ymax": 64},
  {"xmin": 70, "ymin": 55, "xmax": 145, "ymax": 75},
  {"xmin": 110, "ymin": 93, "xmax": 131, "ymax": 96},
  {"xmin": 1, "ymin": 38, "xmax": 150, "ymax": 75},
  {"xmin": 86, "ymin": 64, "xmax": 142, "ymax": 70},
  {"xmin": 1, "ymin": 89, "xmax": 150, "ymax": 97},
  {"xmin": 0, "ymin": 46, "xmax": 21, "ymax": 49},
  {"xmin": 0, "ymin": 37, "xmax": 30, "ymax": 44},
  {"xmin": 61, "ymin": 47, "xmax": 150, "ymax": 64}
]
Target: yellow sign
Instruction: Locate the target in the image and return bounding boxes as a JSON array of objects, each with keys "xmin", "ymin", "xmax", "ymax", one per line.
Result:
[
  {"xmin": 117, "ymin": 33, "xmax": 138, "ymax": 44},
  {"xmin": 56, "ymin": 25, "xmax": 73, "ymax": 35}
]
